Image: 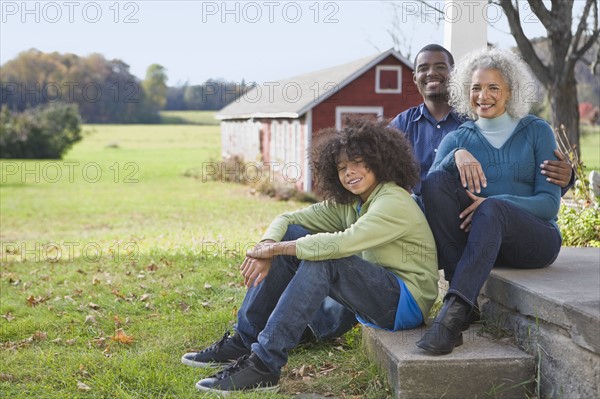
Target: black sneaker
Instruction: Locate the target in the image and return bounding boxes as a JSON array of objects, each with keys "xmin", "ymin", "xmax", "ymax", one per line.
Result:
[
  {"xmin": 195, "ymin": 353, "xmax": 280, "ymax": 394},
  {"xmin": 181, "ymin": 331, "xmax": 250, "ymax": 368}
]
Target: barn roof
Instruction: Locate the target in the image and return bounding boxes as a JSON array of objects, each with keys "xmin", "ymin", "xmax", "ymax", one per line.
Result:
[{"xmin": 216, "ymin": 49, "xmax": 412, "ymax": 120}]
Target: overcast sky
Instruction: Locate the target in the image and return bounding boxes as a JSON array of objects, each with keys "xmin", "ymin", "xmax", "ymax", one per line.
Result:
[{"xmin": 1, "ymin": 1, "xmax": 566, "ymax": 85}]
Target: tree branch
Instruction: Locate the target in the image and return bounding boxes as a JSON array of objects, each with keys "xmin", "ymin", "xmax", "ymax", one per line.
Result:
[
  {"xmin": 527, "ymin": 0, "xmax": 554, "ymax": 31},
  {"xmin": 571, "ymin": 0, "xmax": 599, "ymax": 62},
  {"xmin": 497, "ymin": 0, "xmax": 550, "ymax": 85}
]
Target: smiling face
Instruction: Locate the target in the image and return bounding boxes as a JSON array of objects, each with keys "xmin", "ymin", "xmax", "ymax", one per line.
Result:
[
  {"xmin": 337, "ymin": 152, "xmax": 378, "ymax": 203},
  {"xmin": 469, "ymin": 68, "xmax": 511, "ymax": 119},
  {"xmin": 413, "ymin": 51, "xmax": 452, "ymax": 101}
]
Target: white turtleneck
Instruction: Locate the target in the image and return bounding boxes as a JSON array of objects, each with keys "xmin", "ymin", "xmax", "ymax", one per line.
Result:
[{"xmin": 475, "ymin": 112, "xmax": 520, "ymax": 149}]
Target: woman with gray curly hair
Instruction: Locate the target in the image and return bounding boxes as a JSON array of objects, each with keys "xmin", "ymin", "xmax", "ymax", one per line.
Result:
[{"xmin": 416, "ymin": 48, "xmax": 563, "ymax": 355}]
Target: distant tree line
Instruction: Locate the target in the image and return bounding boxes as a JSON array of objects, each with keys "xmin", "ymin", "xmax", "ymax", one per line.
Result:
[
  {"xmin": 165, "ymin": 79, "xmax": 254, "ymax": 111},
  {"xmin": 0, "ymin": 49, "xmax": 251, "ymax": 124},
  {"xmin": 0, "ymin": 49, "xmax": 164, "ymax": 123}
]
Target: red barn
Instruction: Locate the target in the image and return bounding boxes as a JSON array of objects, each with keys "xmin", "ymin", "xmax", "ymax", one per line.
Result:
[{"xmin": 217, "ymin": 49, "xmax": 422, "ymax": 192}]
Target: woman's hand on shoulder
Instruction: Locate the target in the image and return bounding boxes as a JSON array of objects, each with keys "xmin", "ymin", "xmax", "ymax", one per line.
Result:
[{"xmin": 455, "ymin": 149, "xmax": 487, "ymax": 193}]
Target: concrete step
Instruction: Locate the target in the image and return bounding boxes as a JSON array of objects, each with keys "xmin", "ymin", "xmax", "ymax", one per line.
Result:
[
  {"xmin": 481, "ymin": 247, "xmax": 600, "ymax": 399},
  {"xmin": 363, "ymin": 325, "xmax": 535, "ymax": 399}
]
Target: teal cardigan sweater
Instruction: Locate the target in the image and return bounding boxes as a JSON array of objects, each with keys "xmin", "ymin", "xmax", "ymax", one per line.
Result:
[
  {"xmin": 430, "ymin": 115, "xmax": 561, "ymax": 222},
  {"xmin": 261, "ymin": 182, "xmax": 439, "ymax": 322}
]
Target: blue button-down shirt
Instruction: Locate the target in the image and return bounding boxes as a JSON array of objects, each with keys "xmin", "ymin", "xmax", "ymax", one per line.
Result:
[{"xmin": 390, "ymin": 103, "xmax": 466, "ymax": 195}]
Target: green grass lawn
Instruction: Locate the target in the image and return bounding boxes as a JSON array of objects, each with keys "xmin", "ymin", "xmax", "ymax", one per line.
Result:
[
  {"xmin": 159, "ymin": 110, "xmax": 220, "ymax": 125},
  {"xmin": 580, "ymin": 125, "xmax": 600, "ymax": 172},
  {"xmin": 0, "ymin": 124, "xmax": 390, "ymax": 398}
]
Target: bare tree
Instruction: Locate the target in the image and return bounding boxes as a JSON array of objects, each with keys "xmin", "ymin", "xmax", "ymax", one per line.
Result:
[{"xmin": 498, "ymin": 0, "xmax": 599, "ymax": 154}]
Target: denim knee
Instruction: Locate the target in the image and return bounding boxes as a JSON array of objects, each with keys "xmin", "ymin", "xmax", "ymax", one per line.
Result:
[
  {"xmin": 422, "ymin": 170, "xmax": 456, "ymax": 203},
  {"xmin": 471, "ymin": 198, "xmax": 507, "ymax": 225}
]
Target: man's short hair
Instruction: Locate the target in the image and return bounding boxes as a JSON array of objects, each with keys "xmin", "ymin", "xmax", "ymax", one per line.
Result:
[{"xmin": 413, "ymin": 44, "xmax": 455, "ymax": 69}]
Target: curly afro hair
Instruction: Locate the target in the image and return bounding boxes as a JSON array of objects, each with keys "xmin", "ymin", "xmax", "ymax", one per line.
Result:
[{"xmin": 310, "ymin": 118, "xmax": 419, "ymax": 204}]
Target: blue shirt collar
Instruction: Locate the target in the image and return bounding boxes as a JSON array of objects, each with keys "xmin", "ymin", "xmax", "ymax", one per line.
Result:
[{"xmin": 412, "ymin": 103, "xmax": 464, "ymax": 124}]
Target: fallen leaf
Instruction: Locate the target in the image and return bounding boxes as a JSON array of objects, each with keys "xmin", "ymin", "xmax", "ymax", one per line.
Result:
[
  {"xmin": 146, "ymin": 263, "xmax": 158, "ymax": 272},
  {"xmin": 84, "ymin": 315, "xmax": 97, "ymax": 325},
  {"xmin": 201, "ymin": 302, "xmax": 210, "ymax": 308},
  {"xmin": 33, "ymin": 331, "xmax": 48, "ymax": 341},
  {"xmin": 26, "ymin": 295, "xmax": 45, "ymax": 307},
  {"xmin": 1, "ymin": 312, "xmax": 15, "ymax": 322},
  {"xmin": 0, "ymin": 373, "xmax": 14, "ymax": 382},
  {"xmin": 77, "ymin": 381, "xmax": 91, "ymax": 391},
  {"xmin": 113, "ymin": 315, "xmax": 122, "ymax": 326},
  {"xmin": 139, "ymin": 294, "xmax": 151, "ymax": 302},
  {"xmin": 111, "ymin": 328, "xmax": 134, "ymax": 345},
  {"xmin": 204, "ymin": 283, "xmax": 212, "ymax": 290},
  {"xmin": 88, "ymin": 302, "xmax": 100, "ymax": 310},
  {"xmin": 66, "ymin": 339, "xmax": 76, "ymax": 345},
  {"xmin": 51, "ymin": 338, "xmax": 62, "ymax": 344},
  {"xmin": 92, "ymin": 276, "xmax": 101, "ymax": 285}
]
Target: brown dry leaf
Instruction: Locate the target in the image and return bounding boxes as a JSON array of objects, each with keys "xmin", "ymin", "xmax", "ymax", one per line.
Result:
[
  {"xmin": 146, "ymin": 263, "xmax": 158, "ymax": 272},
  {"xmin": 84, "ymin": 315, "xmax": 97, "ymax": 325},
  {"xmin": 113, "ymin": 315, "xmax": 122, "ymax": 326},
  {"xmin": 179, "ymin": 273, "xmax": 184, "ymax": 279},
  {"xmin": 33, "ymin": 331, "xmax": 48, "ymax": 341},
  {"xmin": 51, "ymin": 338, "xmax": 62, "ymax": 344},
  {"xmin": 0, "ymin": 373, "xmax": 14, "ymax": 382},
  {"xmin": 204, "ymin": 283, "xmax": 212, "ymax": 290},
  {"xmin": 111, "ymin": 328, "xmax": 134, "ymax": 345},
  {"xmin": 88, "ymin": 302, "xmax": 100, "ymax": 310},
  {"xmin": 26, "ymin": 295, "xmax": 43, "ymax": 307},
  {"xmin": 66, "ymin": 339, "xmax": 76, "ymax": 345},
  {"xmin": 201, "ymin": 301, "xmax": 211, "ymax": 308},
  {"xmin": 111, "ymin": 289, "xmax": 125, "ymax": 299},
  {"xmin": 76, "ymin": 269, "xmax": 87, "ymax": 275},
  {"xmin": 73, "ymin": 289, "xmax": 83, "ymax": 297},
  {"xmin": 77, "ymin": 381, "xmax": 91, "ymax": 391}
]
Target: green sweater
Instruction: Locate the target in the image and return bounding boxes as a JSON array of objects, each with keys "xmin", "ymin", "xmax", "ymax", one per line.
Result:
[{"xmin": 261, "ymin": 182, "xmax": 439, "ymax": 318}]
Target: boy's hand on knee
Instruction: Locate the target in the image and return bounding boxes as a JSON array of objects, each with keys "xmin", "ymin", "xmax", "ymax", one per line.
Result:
[{"xmin": 240, "ymin": 256, "xmax": 272, "ymax": 287}]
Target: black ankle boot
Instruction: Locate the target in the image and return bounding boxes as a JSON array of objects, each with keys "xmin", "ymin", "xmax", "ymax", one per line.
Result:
[{"xmin": 416, "ymin": 295, "xmax": 471, "ymax": 355}]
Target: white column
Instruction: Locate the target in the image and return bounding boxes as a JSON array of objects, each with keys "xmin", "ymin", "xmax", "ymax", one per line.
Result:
[{"xmin": 443, "ymin": 0, "xmax": 488, "ymax": 63}]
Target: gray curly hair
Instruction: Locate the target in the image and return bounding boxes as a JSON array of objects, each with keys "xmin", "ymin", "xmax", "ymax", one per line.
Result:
[{"xmin": 448, "ymin": 48, "xmax": 536, "ymax": 120}]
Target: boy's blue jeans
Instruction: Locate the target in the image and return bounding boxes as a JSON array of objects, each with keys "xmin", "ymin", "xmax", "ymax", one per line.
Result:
[{"xmin": 235, "ymin": 224, "xmax": 400, "ymax": 375}]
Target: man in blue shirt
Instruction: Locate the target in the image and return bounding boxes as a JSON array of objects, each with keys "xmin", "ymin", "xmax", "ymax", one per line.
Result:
[
  {"xmin": 390, "ymin": 44, "xmax": 572, "ymax": 196},
  {"xmin": 304, "ymin": 44, "xmax": 574, "ymax": 342}
]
